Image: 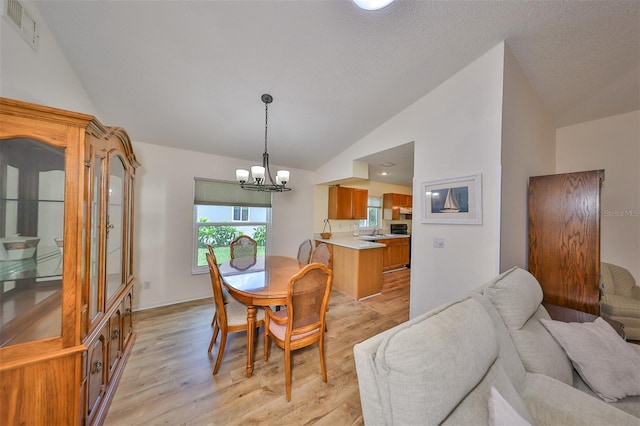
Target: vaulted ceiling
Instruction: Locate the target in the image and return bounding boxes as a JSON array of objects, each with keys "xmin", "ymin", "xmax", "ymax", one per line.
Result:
[{"xmin": 34, "ymin": 0, "xmax": 639, "ymax": 185}]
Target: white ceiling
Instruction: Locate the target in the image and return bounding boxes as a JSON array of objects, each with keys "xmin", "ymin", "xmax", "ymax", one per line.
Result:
[{"xmin": 33, "ymin": 1, "xmax": 639, "ymax": 186}]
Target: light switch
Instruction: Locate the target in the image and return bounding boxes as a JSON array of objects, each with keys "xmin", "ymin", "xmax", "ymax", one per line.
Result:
[{"xmin": 433, "ymin": 237, "xmax": 445, "ymax": 248}]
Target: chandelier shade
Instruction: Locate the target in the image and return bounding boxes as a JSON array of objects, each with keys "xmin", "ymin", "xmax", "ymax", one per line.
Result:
[{"xmin": 236, "ymin": 94, "xmax": 291, "ymax": 192}]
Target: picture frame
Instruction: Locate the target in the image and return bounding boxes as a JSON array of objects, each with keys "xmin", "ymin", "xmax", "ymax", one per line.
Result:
[{"xmin": 421, "ymin": 173, "xmax": 482, "ymax": 224}]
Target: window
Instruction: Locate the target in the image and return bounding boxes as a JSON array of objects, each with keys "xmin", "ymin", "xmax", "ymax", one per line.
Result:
[
  {"xmin": 359, "ymin": 196, "xmax": 381, "ymax": 229},
  {"xmin": 233, "ymin": 206, "xmax": 249, "ymax": 221},
  {"xmin": 193, "ymin": 179, "xmax": 271, "ymax": 274}
]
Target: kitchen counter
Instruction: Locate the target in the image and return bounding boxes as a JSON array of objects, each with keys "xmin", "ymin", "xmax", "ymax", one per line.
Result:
[
  {"xmin": 314, "ymin": 238, "xmax": 384, "ymax": 299},
  {"xmin": 358, "ymin": 234, "xmax": 410, "ymax": 241},
  {"xmin": 315, "ymin": 236, "xmax": 385, "ymax": 250}
]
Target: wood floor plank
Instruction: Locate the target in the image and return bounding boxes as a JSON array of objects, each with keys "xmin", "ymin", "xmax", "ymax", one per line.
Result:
[{"xmin": 105, "ymin": 269, "xmax": 409, "ymax": 425}]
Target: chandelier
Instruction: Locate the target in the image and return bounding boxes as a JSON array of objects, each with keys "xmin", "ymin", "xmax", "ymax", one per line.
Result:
[{"xmin": 235, "ymin": 94, "xmax": 291, "ymax": 192}]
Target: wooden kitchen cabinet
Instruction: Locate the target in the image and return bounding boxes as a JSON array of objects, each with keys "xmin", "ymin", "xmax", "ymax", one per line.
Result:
[
  {"xmin": 383, "ymin": 193, "xmax": 412, "ymax": 220},
  {"xmin": 528, "ymin": 170, "xmax": 603, "ymax": 315},
  {"xmin": 316, "ymin": 240, "xmax": 383, "ymax": 299},
  {"xmin": 379, "ymin": 237, "xmax": 410, "ymax": 271},
  {"xmin": 0, "ymin": 98, "xmax": 139, "ymax": 425},
  {"xmin": 328, "ymin": 186, "xmax": 368, "ymax": 219}
]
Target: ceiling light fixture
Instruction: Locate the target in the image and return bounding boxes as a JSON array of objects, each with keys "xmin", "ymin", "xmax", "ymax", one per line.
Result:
[
  {"xmin": 353, "ymin": 0, "xmax": 394, "ymax": 11},
  {"xmin": 236, "ymin": 94, "xmax": 291, "ymax": 192}
]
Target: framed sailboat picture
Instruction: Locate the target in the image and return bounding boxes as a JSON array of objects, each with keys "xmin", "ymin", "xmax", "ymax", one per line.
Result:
[{"xmin": 421, "ymin": 174, "xmax": 482, "ymax": 224}]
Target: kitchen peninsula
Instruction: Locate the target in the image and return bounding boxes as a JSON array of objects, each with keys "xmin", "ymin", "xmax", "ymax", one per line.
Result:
[{"xmin": 315, "ymin": 236, "xmax": 384, "ymax": 300}]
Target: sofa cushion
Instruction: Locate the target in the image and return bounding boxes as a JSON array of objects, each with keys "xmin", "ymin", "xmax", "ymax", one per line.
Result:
[
  {"xmin": 488, "ymin": 387, "xmax": 532, "ymax": 426},
  {"xmin": 483, "ymin": 266, "xmax": 542, "ymax": 328},
  {"xmin": 540, "ymin": 317, "xmax": 640, "ymax": 402},
  {"xmin": 442, "ymin": 359, "xmax": 534, "ymax": 426},
  {"xmin": 374, "ymin": 298, "xmax": 500, "ymax": 425},
  {"xmin": 469, "ymin": 293, "xmax": 528, "ymax": 393},
  {"xmin": 522, "ymin": 372, "xmax": 640, "ymax": 425},
  {"xmin": 482, "ymin": 267, "xmax": 574, "ymax": 385}
]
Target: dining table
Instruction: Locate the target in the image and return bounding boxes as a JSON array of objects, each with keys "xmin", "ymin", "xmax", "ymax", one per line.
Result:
[{"xmin": 218, "ymin": 255, "xmax": 305, "ymax": 378}]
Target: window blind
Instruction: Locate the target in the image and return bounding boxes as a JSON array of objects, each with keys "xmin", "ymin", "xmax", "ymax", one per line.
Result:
[{"xmin": 194, "ymin": 178, "xmax": 272, "ymax": 207}]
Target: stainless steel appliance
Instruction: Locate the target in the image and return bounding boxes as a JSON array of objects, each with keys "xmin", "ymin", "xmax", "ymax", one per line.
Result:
[
  {"xmin": 389, "ymin": 223, "xmax": 408, "ymax": 235},
  {"xmin": 389, "ymin": 224, "xmax": 410, "ymax": 268}
]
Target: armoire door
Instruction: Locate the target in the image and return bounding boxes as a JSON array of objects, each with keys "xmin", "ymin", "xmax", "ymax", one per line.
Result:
[{"xmin": 528, "ymin": 170, "xmax": 604, "ymax": 315}]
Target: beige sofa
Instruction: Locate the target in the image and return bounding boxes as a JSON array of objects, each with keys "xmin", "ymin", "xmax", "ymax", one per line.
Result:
[{"xmin": 354, "ymin": 267, "xmax": 640, "ymax": 425}]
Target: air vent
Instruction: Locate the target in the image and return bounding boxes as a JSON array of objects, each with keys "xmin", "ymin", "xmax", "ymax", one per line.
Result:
[{"xmin": 2, "ymin": 0, "xmax": 39, "ymax": 51}]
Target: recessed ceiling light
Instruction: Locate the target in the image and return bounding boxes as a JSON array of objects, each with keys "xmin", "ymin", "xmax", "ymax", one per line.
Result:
[
  {"xmin": 380, "ymin": 172, "xmax": 390, "ymax": 176},
  {"xmin": 353, "ymin": 0, "xmax": 395, "ymax": 11}
]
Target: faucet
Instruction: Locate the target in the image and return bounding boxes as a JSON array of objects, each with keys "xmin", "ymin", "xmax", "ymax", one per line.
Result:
[{"xmin": 371, "ymin": 228, "xmax": 380, "ymax": 236}]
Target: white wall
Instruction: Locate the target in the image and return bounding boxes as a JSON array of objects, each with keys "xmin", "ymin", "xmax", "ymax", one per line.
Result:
[
  {"xmin": 556, "ymin": 111, "xmax": 640, "ymax": 282},
  {"xmin": 500, "ymin": 46, "xmax": 556, "ymax": 271},
  {"xmin": 2, "ymin": 2, "xmax": 317, "ymax": 311},
  {"xmin": 0, "ymin": 0, "xmax": 98, "ymax": 114},
  {"xmin": 316, "ymin": 43, "xmax": 507, "ymax": 318},
  {"xmin": 132, "ymin": 142, "xmax": 315, "ymax": 310}
]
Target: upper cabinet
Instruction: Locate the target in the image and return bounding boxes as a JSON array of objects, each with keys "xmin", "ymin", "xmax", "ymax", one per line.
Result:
[
  {"xmin": 383, "ymin": 193, "xmax": 412, "ymax": 220},
  {"xmin": 0, "ymin": 98, "xmax": 139, "ymax": 425},
  {"xmin": 328, "ymin": 186, "xmax": 368, "ymax": 220}
]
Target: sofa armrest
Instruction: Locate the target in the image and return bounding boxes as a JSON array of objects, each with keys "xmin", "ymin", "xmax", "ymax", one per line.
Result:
[
  {"xmin": 523, "ymin": 373, "xmax": 640, "ymax": 425},
  {"xmin": 353, "ymin": 329, "xmax": 394, "ymax": 426}
]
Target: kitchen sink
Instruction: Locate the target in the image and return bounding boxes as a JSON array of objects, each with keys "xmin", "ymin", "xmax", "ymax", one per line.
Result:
[{"xmin": 359, "ymin": 234, "xmax": 406, "ymax": 241}]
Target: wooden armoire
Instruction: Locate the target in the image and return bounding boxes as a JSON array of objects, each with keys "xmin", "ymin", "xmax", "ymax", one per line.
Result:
[
  {"xmin": 528, "ymin": 170, "xmax": 604, "ymax": 315},
  {"xmin": 0, "ymin": 98, "xmax": 139, "ymax": 425}
]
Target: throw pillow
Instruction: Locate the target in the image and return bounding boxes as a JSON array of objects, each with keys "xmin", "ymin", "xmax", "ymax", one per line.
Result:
[
  {"xmin": 540, "ymin": 317, "xmax": 640, "ymax": 402},
  {"xmin": 488, "ymin": 387, "xmax": 532, "ymax": 426}
]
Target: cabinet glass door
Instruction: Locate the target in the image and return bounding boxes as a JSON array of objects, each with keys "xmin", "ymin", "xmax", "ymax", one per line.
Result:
[
  {"xmin": 105, "ymin": 155, "xmax": 125, "ymax": 304},
  {"xmin": 0, "ymin": 138, "xmax": 64, "ymax": 347}
]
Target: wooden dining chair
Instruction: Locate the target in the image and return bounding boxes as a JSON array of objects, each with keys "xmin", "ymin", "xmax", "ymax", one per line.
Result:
[
  {"xmin": 206, "ymin": 252, "xmax": 264, "ymax": 375},
  {"xmin": 263, "ymin": 263, "xmax": 332, "ymax": 401},
  {"xmin": 310, "ymin": 243, "xmax": 331, "ymax": 266},
  {"xmin": 296, "ymin": 239, "xmax": 313, "ymax": 265},
  {"xmin": 207, "ymin": 245, "xmax": 230, "ymax": 326},
  {"xmin": 229, "ymin": 235, "xmax": 258, "ymax": 259}
]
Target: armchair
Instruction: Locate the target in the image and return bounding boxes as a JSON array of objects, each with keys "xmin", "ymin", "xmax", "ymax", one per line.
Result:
[{"xmin": 600, "ymin": 262, "xmax": 640, "ymax": 341}]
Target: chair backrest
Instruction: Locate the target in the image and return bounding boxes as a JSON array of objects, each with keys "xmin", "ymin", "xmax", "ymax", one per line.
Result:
[
  {"xmin": 206, "ymin": 252, "xmax": 227, "ymax": 326},
  {"xmin": 310, "ymin": 243, "xmax": 330, "ymax": 266},
  {"xmin": 207, "ymin": 244, "xmax": 217, "ymax": 263},
  {"xmin": 601, "ymin": 262, "xmax": 636, "ymax": 297},
  {"xmin": 296, "ymin": 239, "xmax": 313, "ymax": 264},
  {"xmin": 229, "ymin": 235, "xmax": 258, "ymax": 259},
  {"xmin": 287, "ymin": 263, "xmax": 332, "ymax": 337}
]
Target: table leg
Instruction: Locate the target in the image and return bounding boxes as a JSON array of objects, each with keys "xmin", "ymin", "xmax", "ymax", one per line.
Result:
[{"xmin": 245, "ymin": 305, "xmax": 256, "ymax": 378}]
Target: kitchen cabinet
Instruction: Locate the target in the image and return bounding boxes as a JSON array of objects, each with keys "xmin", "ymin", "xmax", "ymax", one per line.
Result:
[
  {"xmin": 0, "ymin": 98, "xmax": 139, "ymax": 425},
  {"xmin": 328, "ymin": 186, "xmax": 368, "ymax": 220},
  {"xmin": 383, "ymin": 193, "xmax": 412, "ymax": 220},
  {"xmin": 528, "ymin": 170, "xmax": 603, "ymax": 315},
  {"xmin": 315, "ymin": 240, "xmax": 383, "ymax": 299},
  {"xmin": 379, "ymin": 237, "xmax": 410, "ymax": 271}
]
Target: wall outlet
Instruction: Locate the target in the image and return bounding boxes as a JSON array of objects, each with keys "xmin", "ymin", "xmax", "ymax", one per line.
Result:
[
  {"xmin": 433, "ymin": 237, "xmax": 445, "ymax": 248},
  {"xmin": 143, "ymin": 281, "xmax": 151, "ymax": 289}
]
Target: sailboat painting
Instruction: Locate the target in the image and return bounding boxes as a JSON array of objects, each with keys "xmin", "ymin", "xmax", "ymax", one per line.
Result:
[
  {"xmin": 432, "ymin": 186, "xmax": 468, "ymax": 213},
  {"xmin": 421, "ymin": 174, "xmax": 482, "ymax": 224}
]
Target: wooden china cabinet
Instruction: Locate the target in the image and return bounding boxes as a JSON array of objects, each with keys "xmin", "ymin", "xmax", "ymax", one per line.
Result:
[{"xmin": 0, "ymin": 98, "xmax": 139, "ymax": 425}]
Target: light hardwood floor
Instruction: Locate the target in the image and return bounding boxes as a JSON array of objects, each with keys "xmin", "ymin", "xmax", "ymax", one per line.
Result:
[{"xmin": 104, "ymin": 269, "xmax": 410, "ymax": 425}]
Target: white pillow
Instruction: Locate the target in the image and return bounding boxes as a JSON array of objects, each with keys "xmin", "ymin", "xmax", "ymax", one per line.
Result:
[
  {"xmin": 488, "ymin": 387, "xmax": 532, "ymax": 426},
  {"xmin": 540, "ymin": 317, "xmax": 640, "ymax": 402}
]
